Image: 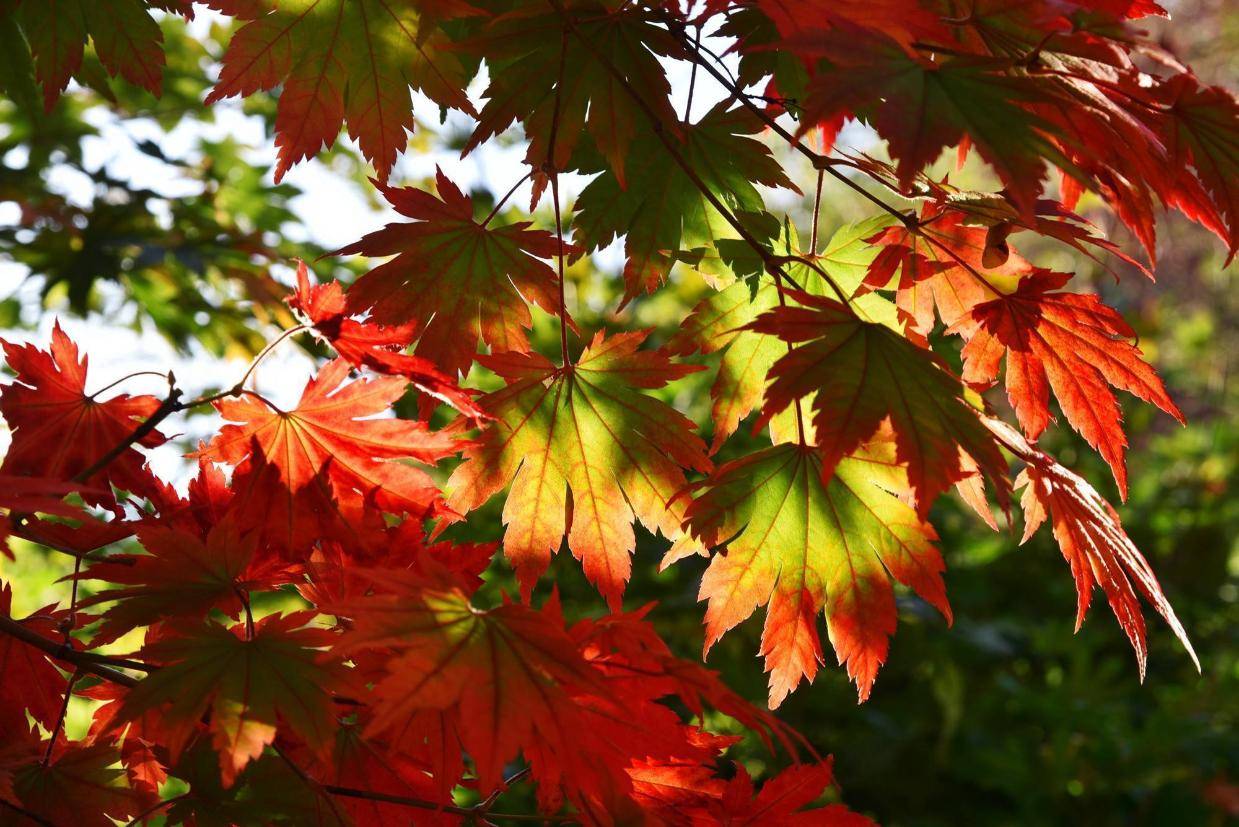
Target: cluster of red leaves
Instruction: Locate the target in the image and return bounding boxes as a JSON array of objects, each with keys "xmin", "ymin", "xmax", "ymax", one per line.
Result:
[
  {"xmin": 0, "ymin": 317, "xmax": 866, "ymax": 825},
  {"xmin": 0, "ymin": 0, "xmax": 1233, "ymax": 823}
]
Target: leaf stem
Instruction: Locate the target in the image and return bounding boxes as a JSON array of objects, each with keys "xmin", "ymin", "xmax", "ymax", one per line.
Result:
[
  {"xmin": 810, "ymin": 167, "xmax": 825, "ymax": 255},
  {"xmin": 42, "ymin": 669, "xmax": 81, "ymax": 765},
  {"xmin": 482, "ymin": 170, "xmax": 534, "ymax": 227},
  {"xmin": 546, "ymin": 28, "xmax": 572, "ymax": 367},
  {"xmin": 71, "ymin": 377, "xmax": 182, "ymax": 485},
  {"xmin": 682, "ymin": 23, "xmax": 702, "ymax": 122},
  {"xmin": 87, "ymin": 371, "xmax": 169, "ymax": 401}
]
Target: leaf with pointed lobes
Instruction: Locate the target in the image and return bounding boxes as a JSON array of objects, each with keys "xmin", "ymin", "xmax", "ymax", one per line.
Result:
[
  {"xmin": 76, "ymin": 514, "xmax": 296, "ymax": 646},
  {"xmin": 113, "ymin": 612, "xmax": 352, "ymax": 788},
  {"xmin": 333, "ymin": 579, "xmax": 770, "ymax": 820},
  {"xmin": 1015, "ymin": 438, "xmax": 1199, "ymax": 679},
  {"xmin": 6, "ymin": 740, "xmax": 141, "ymax": 826},
  {"xmin": 714, "ymin": 760, "xmax": 876, "ymax": 826},
  {"xmin": 668, "ymin": 216, "xmax": 900, "ymax": 454},
  {"xmin": 205, "ymin": 0, "xmax": 476, "ymax": 181},
  {"xmin": 0, "ymin": 322, "xmax": 167, "ymax": 510},
  {"xmin": 667, "ymin": 280, "xmax": 784, "ymax": 453},
  {"xmin": 952, "ymin": 270, "xmax": 1184, "ymax": 499},
  {"xmin": 682, "ymin": 440, "xmax": 950, "ymax": 707},
  {"xmin": 446, "ymin": 331, "xmax": 710, "ymax": 610},
  {"xmin": 0, "ymin": 475, "xmax": 97, "ymax": 557},
  {"xmin": 17, "ymin": 0, "xmax": 169, "ymax": 110},
  {"xmin": 572, "ymin": 102, "xmax": 797, "ymax": 304},
  {"xmin": 286, "ymin": 261, "xmax": 483, "ymax": 419},
  {"xmin": 787, "ymin": 25, "xmax": 1076, "ymax": 217},
  {"xmin": 750, "ymin": 291, "xmax": 1009, "ymax": 517},
  {"xmin": 459, "ymin": 0, "xmax": 679, "ymax": 185},
  {"xmin": 330, "ymin": 579, "xmax": 610, "ymax": 796},
  {"xmin": 335, "ymin": 169, "xmax": 573, "ymax": 379},
  {"xmin": 1150, "ymin": 74, "xmax": 1239, "ymax": 261},
  {"xmin": 194, "ymin": 359, "xmax": 459, "ymax": 546},
  {"xmin": 861, "ymin": 206, "xmax": 1031, "ymax": 337},
  {"xmin": 0, "ymin": 584, "xmax": 71, "ymax": 731}
]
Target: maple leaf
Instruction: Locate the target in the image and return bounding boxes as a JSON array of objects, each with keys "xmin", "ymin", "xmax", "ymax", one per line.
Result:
[
  {"xmin": 7, "ymin": 742, "xmax": 141, "ymax": 826},
  {"xmin": 572, "ymin": 102, "xmax": 797, "ymax": 302},
  {"xmin": 952, "ymin": 270, "xmax": 1184, "ymax": 498},
  {"xmin": 862, "ymin": 206, "xmax": 1032, "ymax": 337},
  {"xmin": 0, "ymin": 584, "xmax": 68, "ymax": 731},
  {"xmin": 750, "ymin": 292, "xmax": 1009, "ymax": 514},
  {"xmin": 336, "ymin": 169, "xmax": 571, "ymax": 379},
  {"xmin": 0, "ymin": 475, "xmax": 95, "ymax": 557},
  {"xmin": 333, "ymin": 579, "xmax": 609, "ymax": 794},
  {"xmin": 788, "ymin": 26, "xmax": 1075, "ymax": 214},
  {"xmin": 1016, "ymin": 443, "xmax": 1199, "ymax": 678},
  {"xmin": 114, "ymin": 612, "xmax": 349, "ymax": 787},
  {"xmin": 1155, "ymin": 75, "xmax": 1239, "ymax": 259},
  {"xmin": 195, "ymin": 358, "xmax": 458, "ymax": 554},
  {"xmin": 292, "ymin": 721, "xmax": 458, "ymax": 825},
  {"xmin": 460, "ymin": 0, "xmax": 679, "ymax": 184},
  {"xmin": 205, "ymin": 0, "xmax": 476, "ymax": 181},
  {"xmin": 714, "ymin": 761, "xmax": 875, "ymax": 826},
  {"xmin": 668, "ymin": 280, "xmax": 783, "ymax": 453},
  {"xmin": 286, "ymin": 260, "xmax": 482, "ymax": 418},
  {"xmin": 15, "ymin": 0, "xmax": 168, "ymax": 110},
  {"xmin": 668, "ymin": 217, "xmax": 898, "ymax": 451},
  {"xmin": 683, "ymin": 441, "xmax": 950, "ymax": 706},
  {"xmin": 0, "ymin": 322, "xmax": 167, "ymax": 509},
  {"xmin": 81, "ymin": 682, "xmax": 169, "ymax": 803},
  {"xmin": 446, "ymin": 331, "xmax": 710, "ymax": 609},
  {"xmin": 77, "ymin": 515, "xmax": 294, "ymax": 646},
  {"xmin": 163, "ymin": 739, "xmax": 351, "ymax": 826},
  {"xmin": 336, "ymin": 580, "xmax": 744, "ymax": 818}
]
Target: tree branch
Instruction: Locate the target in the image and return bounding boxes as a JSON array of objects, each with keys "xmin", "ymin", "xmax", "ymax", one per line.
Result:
[{"xmin": 0, "ymin": 616, "xmax": 139, "ymax": 687}]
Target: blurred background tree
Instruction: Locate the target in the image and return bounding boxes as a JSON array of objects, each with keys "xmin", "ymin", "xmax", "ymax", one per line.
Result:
[{"xmin": 0, "ymin": 2, "xmax": 1233, "ymax": 825}]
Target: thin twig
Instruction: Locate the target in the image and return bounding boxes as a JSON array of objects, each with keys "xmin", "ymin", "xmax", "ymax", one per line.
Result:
[
  {"xmin": 87, "ymin": 371, "xmax": 169, "ymax": 401},
  {"xmin": 0, "ymin": 616, "xmax": 139, "ymax": 687},
  {"xmin": 323, "ymin": 785, "xmax": 575, "ymax": 823},
  {"xmin": 482, "ymin": 170, "xmax": 534, "ymax": 227},
  {"xmin": 123, "ymin": 793, "xmax": 190, "ymax": 826},
  {"xmin": 0, "ymin": 799, "xmax": 54, "ymax": 827},
  {"xmin": 71, "ymin": 379, "xmax": 182, "ymax": 485},
  {"xmin": 42, "ymin": 669, "xmax": 81, "ymax": 765}
]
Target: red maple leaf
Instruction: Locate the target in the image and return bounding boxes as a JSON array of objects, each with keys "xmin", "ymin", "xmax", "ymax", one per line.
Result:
[
  {"xmin": 286, "ymin": 261, "xmax": 482, "ymax": 419},
  {"xmin": 1, "ymin": 323, "xmax": 167, "ymax": 509},
  {"xmin": 336, "ymin": 170, "xmax": 572, "ymax": 379},
  {"xmin": 1017, "ymin": 447, "xmax": 1198, "ymax": 678},
  {"xmin": 195, "ymin": 359, "xmax": 459, "ymax": 555},
  {"xmin": 953, "ymin": 270, "xmax": 1184, "ymax": 497}
]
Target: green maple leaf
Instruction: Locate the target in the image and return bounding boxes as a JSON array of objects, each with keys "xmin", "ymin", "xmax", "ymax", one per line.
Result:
[
  {"xmin": 572, "ymin": 102, "xmax": 796, "ymax": 303},
  {"xmin": 669, "ymin": 217, "xmax": 899, "ymax": 451},
  {"xmin": 446, "ymin": 331, "xmax": 710, "ymax": 609},
  {"xmin": 684, "ymin": 441, "xmax": 949, "ymax": 707}
]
